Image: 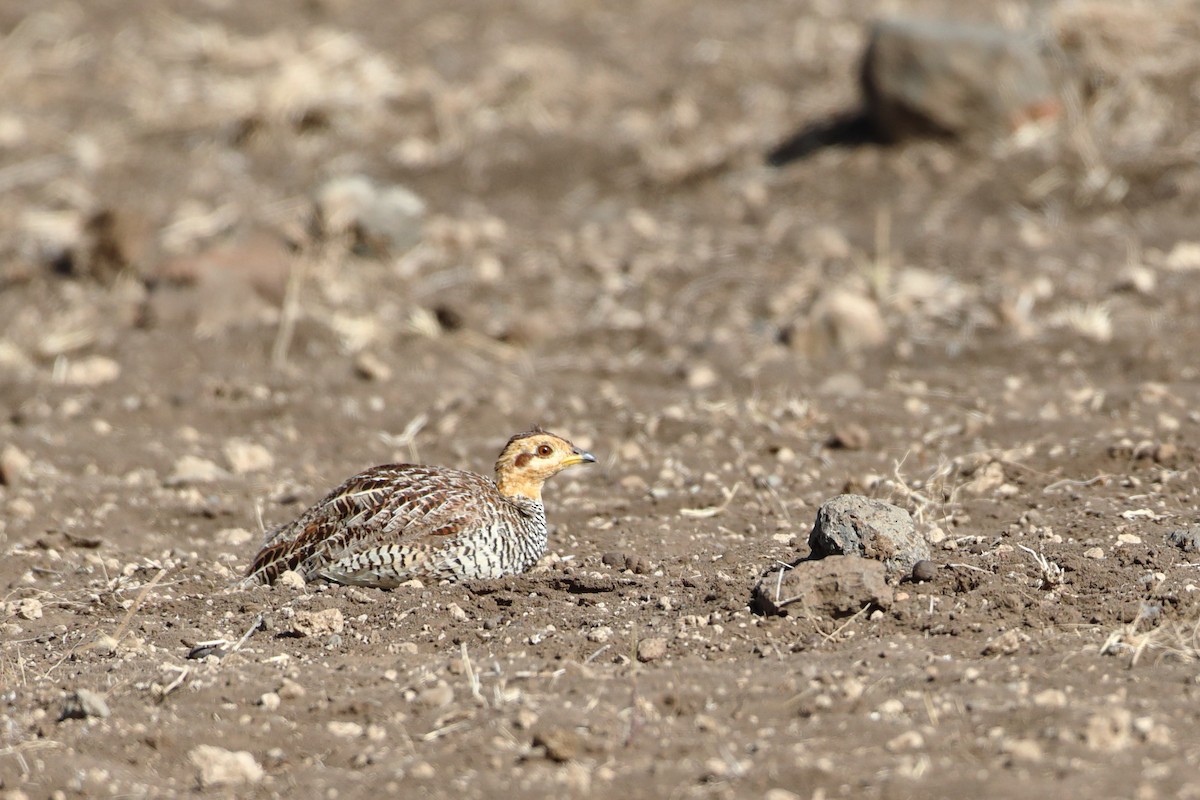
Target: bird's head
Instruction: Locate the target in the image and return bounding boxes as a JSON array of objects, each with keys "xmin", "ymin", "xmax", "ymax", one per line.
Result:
[{"xmin": 494, "ymin": 428, "xmax": 596, "ymax": 502}]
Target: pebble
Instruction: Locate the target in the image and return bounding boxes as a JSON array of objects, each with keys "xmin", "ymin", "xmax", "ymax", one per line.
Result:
[
  {"xmin": 291, "ymin": 608, "xmax": 344, "ymax": 637},
  {"xmin": 258, "ymin": 692, "xmax": 281, "ymax": 711},
  {"xmin": 417, "ymin": 681, "xmax": 454, "ymax": 707},
  {"xmin": 754, "ymin": 556, "xmax": 892, "ymax": 618},
  {"xmin": 1002, "ymin": 737, "xmax": 1043, "ymax": 764},
  {"xmin": 223, "ymin": 439, "xmax": 274, "ymax": 474},
  {"xmin": 886, "ymin": 730, "xmax": 924, "ymax": 752},
  {"xmin": 277, "ymin": 570, "xmax": 306, "ymax": 589},
  {"xmin": 1033, "ymin": 689, "xmax": 1067, "ymax": 708},
  {"xmin": 316, "ymin": 175, "xmax": 425, "ymax": 255},
  {"xmin": 532, "ymin": 726, "xmax": 579, "ymax": 762},
  {"xmin": 636, "ymin": 637, "xmax": 668, "ymax": 662},
  {"xmin": 1086, "ymin": 708, "xmax": 1133, "ymax": 752},
  {"xmin": 165, "ymin": 455, "xmax": 228, "ymax": 487},
  {"xmin": 353, "ymin": 351, "xmax": 392, "ymax": 382},
  {"xmin": 1084, "ymin": 547, "xmax": 1105, "ymax": 560},
  {"xmin": 0, "ymin": 444, "xmax": 31, "ymax": 486},
  {"xmin": 327, "ymin": 721, "xmax": 364, "ymax": 739},
  {"xmin": 59, "ymin": 689, "xmax": 110, "ymax": 721},
  {"xmin": 188, "ymin": 745, "xmax": 264, "ymax": 787},
  {"xmin": 58, "ymin": 355, "xmax": 121, "ymax": 387},
  {"xmin": 828, "ymin": 422, "xmax": 870, "ymax": 450},
  {"xmin": 764, "ymin": 791, "xmax": 802, "ymax": 800},
  {"xmin": 1167, "ymin": 526, "xmax": 1200, "ymax": 553},
  {"xmin": 911, "ymin": 560, "xmax": 937, "ymax": 582},
  {"xmin": 10, "ymin": 598, "xmax": 42, "ymax": 620},
  {"xmin": 277, "ymin": 678, "xmax": 306, "ymax": 700}
]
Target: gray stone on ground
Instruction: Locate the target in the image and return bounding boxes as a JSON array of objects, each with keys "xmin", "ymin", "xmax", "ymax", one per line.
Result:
[
  {"xmin": 809, "ymin": 494, "xmax": 928, "ymax": 579},
  {"xmin": 862, "ymin": 16, "xmax": 1059, "ymax": 142},
  {"xmin": 316, "ymin": 175, "xmax": 425, "ymax": 255},
  {"xmin": 188, "ymin": 745, "xmax": 264, "ymax": 787},
  {"xmin": 1167, "ymin": 526, "xmax": 1200, "ymax": 553},
  {"xmin": 753, "ymin": 556, "xmax": 892, "ymax": 618},
  {"xmin": 59, "ymin": 689, "xmax": 110, "ymax": 721}
]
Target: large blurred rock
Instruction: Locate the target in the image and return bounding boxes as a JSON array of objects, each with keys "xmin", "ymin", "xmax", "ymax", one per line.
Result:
[
  {"xmin": 809, "ymin": 494, "xmax": 928, "ymax": 579},
  {"xmin": 862, "ymin": 17, "xmax": 1060, "ymax": 142}
]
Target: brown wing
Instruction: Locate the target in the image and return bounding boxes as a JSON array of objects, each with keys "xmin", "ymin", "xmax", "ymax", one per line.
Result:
[{"xmin": 245, "ymin": 464, "xmax": 502, "ymax": 584}]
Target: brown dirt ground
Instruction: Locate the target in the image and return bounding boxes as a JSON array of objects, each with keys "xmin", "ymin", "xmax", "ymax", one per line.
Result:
[{"xmin": 4, "ymin": 0, "xmax": 1200, "ymax": 798}]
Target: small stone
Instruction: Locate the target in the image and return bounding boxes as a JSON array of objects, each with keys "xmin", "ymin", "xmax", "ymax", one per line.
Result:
[
  {"xmin": 0, "ymin": 444, "xmax": 32, "ymax": 486},
  {"xmin": 165, "ymin": 455, "xmax": 228, "ymax": 487},
  {"xmin": 353, "ymin": 352, "xmax": 392, "ymax": 382},
  {"xmin": 59, "ymin": 689, "xmax": 110, "ymax": 721},
  {"xmin": 446, "ymin": 602, "xmax": 468, "ymax": 621},
  {"xmin": 911, "ymin": 560, "xmax": 937, "ymax": 582},
  {"xmin": 813, "ymin": 289, "xmax": 888, "ymax": 352},
  {"xmin": 417, "ymin": 681, "xmax": 454, "ymax": 707},
  {"xmin": 1154, "ymin": 442, "xmax": 1177, "ymax": 463},
  {"xmin": 188, "ymin": 745, "xmax": 264, "ymax": 787},
  {"xmin": 409, "ymin": 761, "xmax": 435, "ymax": 780},
  {"xmin": 753, "ymin": 556, "xmax": 893, "ymax": 618},
  {"xmin": 601, "ymin": 551, "xmax": 627, "ymax": 569},
  {"xmin": 636, "ymin": 637, "xmax": 668, "ymax": 663},
  {"xmin": 981, "ymin": 628, "xmax": 1027, "ymax": 656},
  {"xmin": 586, "ymin": 626, "xmax": 613, "ymax": 643},
  {"xmin": 1084, "ymin": 547, "xmax": 1105, "ymax": 560},
  {"xmin": 1002, "ymin": 738, "xmax": 1043, "ymax": 764},
  {"xmin": 277, "ymin": 678, "xmax": 306, "ymax": 700},
  {"xmin": 59, "ymin": 355, "xmax": 120, "ymax": 387},
  {"xmin": 533, "ymin": 726, "xmax": 579, "ymax": 762},
  {"xmin": 277, "ymin": 570, "xmax": 306, "ymax": 589},
  {"xmin": 1033, "ymin": 689, "xmax": 1067, "ymax": 708},
  {"xmin": 1114, "ymin": 265, "xmax": 1156, "ymax": 295},
  {"xmin": 11, "ymin": 598, "xmax": 42, "ymax": 620},
  {"xmin": 291, "ymin": 608, "xmax": 344, "ymax": 637},
  {"xmin": 1086, "ymin": 708, "xmax": 1133, "ymax": 752},
  {"xmin": 316, "ymin": 175, "xmax": 425, "ymax": 255},
  {"xmin": 1116, "ymin": 533, "xmax": 1142, "ymax": 546},
  {"xmin": 828, "ymin": 422, "xmax": 870, "ymax": 451},
  {"xmin": 215, "ymin": 528, "xmax": 253, "ymax": 547},
  {"xmin": 258, "ymin": 692, "xmax": 281, "ymax": 711},
  {"xmin": 223, "ymin": 439, "xmax": 274, "ymax": 474},
  {"xmin": 809, "ymin": 495, "xmax": 928, "ymax": 579},
  {"xmin": 686, "ymin": 364, "xmax": 719, "ymax": 390},
  {"xmin": 327, "ymin": 721, "xmax": 364, "ymax": 739},
  {"xmin": 1167, "ymin": 527, "xmax": 1200, "ymax": 553},
  {"xmin": 765, "ymin": 791, "xmax": 802, "ymax": 800},
  {"xmin": 886, "ymin": 730, "xmax": 924, "ymax": 752}
]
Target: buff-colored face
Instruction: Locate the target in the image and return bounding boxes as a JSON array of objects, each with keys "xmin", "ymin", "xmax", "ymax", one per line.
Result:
[{"xmin": 494, "ymin": 431, "xmax": 595, "ymax": 501}]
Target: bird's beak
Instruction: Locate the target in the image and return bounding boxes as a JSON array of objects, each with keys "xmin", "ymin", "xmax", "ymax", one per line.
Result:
[{"xmin": 563, "ymin": 448, "xmax": 597, "ymax": 467}]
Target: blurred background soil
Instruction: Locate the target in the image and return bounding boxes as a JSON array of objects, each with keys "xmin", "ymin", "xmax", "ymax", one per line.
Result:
[{"xmin": 3, "ymin": 1, "xmax": 1200, "ymax": 798}]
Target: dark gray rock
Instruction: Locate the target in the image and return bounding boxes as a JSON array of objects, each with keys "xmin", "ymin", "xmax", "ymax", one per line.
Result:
[
  {"xmin": 809, "ymin": 494, "xmax": 928, "ymax": 579},
  {"xmin": 862, "ymin": 17, "xmax": 1059, "ymax": 142},
  {"xmin": 753, "ymin": 556, "xmax": 892, "ymax": 618}
]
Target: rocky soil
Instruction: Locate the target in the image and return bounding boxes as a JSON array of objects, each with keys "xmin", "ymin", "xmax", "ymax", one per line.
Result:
[{"xmin": 3, "ymin": 0, "xmax": 1200, "ymax": 798}]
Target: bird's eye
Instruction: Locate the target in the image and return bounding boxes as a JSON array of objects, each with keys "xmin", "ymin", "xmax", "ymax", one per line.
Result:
[{"xmin": 536, "ymin": 444, "xmax": 554, "ymax": 457}]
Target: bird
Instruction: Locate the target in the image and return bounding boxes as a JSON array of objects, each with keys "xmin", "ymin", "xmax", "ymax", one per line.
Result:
[{"xmin": 244, "ymin": 428, "xmax": 595, "ymax": 588}]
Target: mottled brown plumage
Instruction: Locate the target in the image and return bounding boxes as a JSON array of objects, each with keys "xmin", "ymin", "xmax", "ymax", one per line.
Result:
[{"xmin": 245, "ymin": 430, "xmax": 595, "ymax": 587}]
